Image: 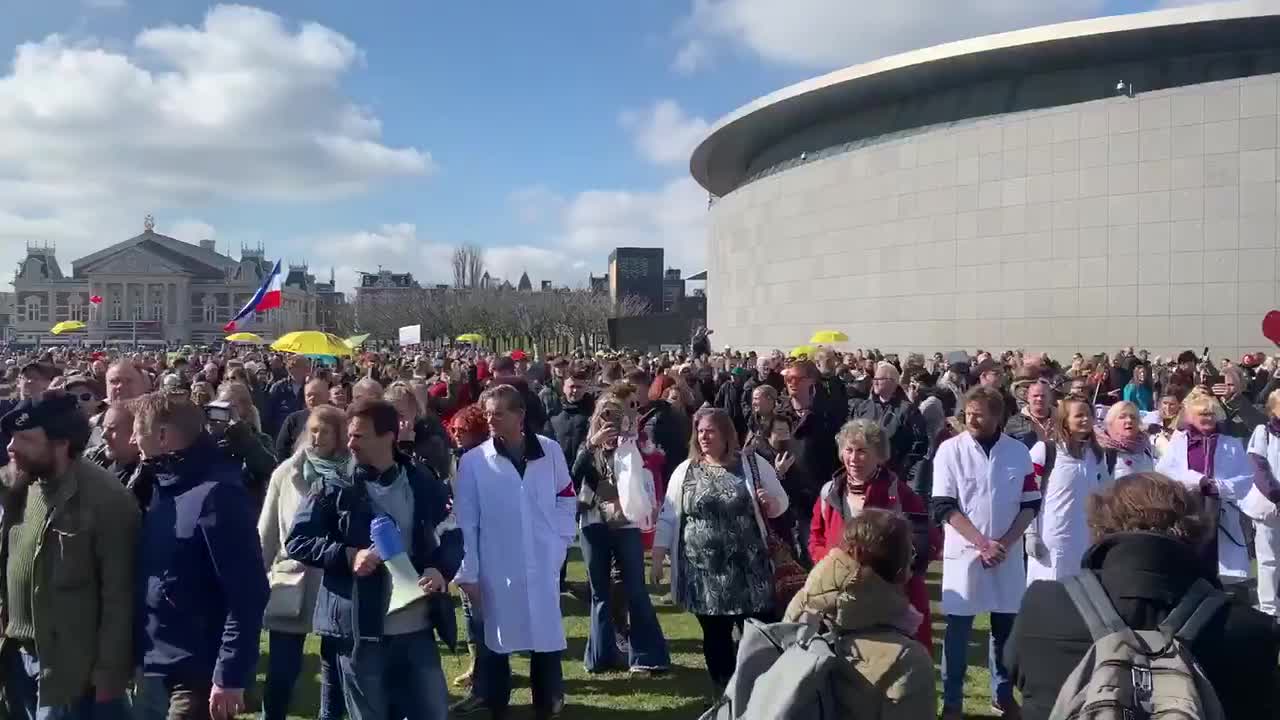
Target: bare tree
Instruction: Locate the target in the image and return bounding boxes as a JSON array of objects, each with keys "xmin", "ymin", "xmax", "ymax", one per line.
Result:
[{"xmin": 449, "ymin": 245, "xmax": 488, "ymax": 289}]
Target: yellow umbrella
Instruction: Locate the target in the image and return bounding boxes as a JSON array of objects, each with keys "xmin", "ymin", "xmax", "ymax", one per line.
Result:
[
  {"xmin": 789, "ymin": 344, "xmax": 816, "ymax": 359},
  {"xmin": 456, "ymin": 333, "xmax": 484, "ymax": 343},
  {"xmin": 344, "ymin": 333, "xmax": 370, "ymax": 348},
  {"xmin": 50, "ymin": 320, "xmax": 86, "ymax": 335},
  {"xmin": 809, "ymin": 330, "xmax": 848, "ymax": 344},
  {"xmin": 224, "ymin": 332, "xmax": 264, "ymax": 344},
  {"xmin": 270, "ymin": 331, "xmax": 354, "ymax": 357}
]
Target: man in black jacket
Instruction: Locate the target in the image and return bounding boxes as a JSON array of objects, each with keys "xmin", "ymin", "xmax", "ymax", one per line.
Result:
[
  {"xmin": 1006, "ymin": 472, "xmax": 1280, "ymax": 720},
  {"xmin": 547, "ymin": 372, "xmax": 594, "ymax": 466},
  {"xmin": 850, "ymin": 362, "xmax": 929, "ymax": 498},
  {"xmin": 780, "ymin": 360, "xmax": 840, "ymax": 567},
  {"xmin": 274, "ymin": 377, "xmax": 331, "ymax": 458},
  {"xmin": 265, "ymin": 355, "xmax": 309, "ymax": 438}
]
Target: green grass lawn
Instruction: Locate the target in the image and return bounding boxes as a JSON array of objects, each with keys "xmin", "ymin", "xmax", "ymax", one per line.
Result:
[{"xmin": 257, "ymin": 555, "xmax": 999, "ymax": 719}]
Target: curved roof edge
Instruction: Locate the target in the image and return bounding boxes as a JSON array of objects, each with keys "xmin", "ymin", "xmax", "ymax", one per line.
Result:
[{"xmin": 690, "ymin": 0, "xmax": 1280, "ymax": 196}]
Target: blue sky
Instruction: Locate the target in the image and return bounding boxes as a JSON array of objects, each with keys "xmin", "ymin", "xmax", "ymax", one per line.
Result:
[{"xmin": 0, "ymin": 0, "xmax": 1176, "ymax": 291}]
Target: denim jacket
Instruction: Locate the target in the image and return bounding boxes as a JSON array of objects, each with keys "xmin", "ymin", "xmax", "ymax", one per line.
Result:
[{"xmin": 285, "ymin": 452, "xmax": 462, "ymax": 645}]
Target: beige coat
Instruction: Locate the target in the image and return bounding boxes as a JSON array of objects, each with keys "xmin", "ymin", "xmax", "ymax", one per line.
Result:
[
  {"xmin": 257, "ymin": 451, "xmax": 324, "ymax": 635},
  {"xmin": 784, "ymin": 548, "xmax": 936, "ymax": 720}
]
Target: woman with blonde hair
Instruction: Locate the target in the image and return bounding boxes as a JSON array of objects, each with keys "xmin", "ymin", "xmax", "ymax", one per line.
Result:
[
  {"xmin": 1099, "ymin": 401, "xmax": 1155, "ymax": 478},
  {"xmin": 652, "ymin": 407, "xmax": 788, "ymax": 690},
  {"xmin": 1025, "ymin": 398, "xmax": 1110, "ymax": 585},
  {"xmin": 258, "ymin": 405, "xmax": 349, "ymax": 720},
  {"xmin": 572, "ymin": 394, "xmax": 669, "ymax": 674},
  {"xmin": 1155, "ymin": 389, "xmax": 1253, "ymax": 585},
  {"xmin": 385, "ymin": 380, "xmax": 452, "ymax": 479},
  {"xmin": 1242, "ymin": 388, "xmax": 1280, "ymax": 616}
]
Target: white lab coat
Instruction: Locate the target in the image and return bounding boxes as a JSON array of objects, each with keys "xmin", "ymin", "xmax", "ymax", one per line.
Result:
[
  {"xmin": 653, "ymin": 453, "xmax": 789, "ymax": 606},
  {"xmin": 454, "ymin": 435, "xmax": 577, "ymax": 654},
  {"xmin": 932, "ymin": 432, "xmax": 1036, "ymax": 616},
  {"xmin": 1245, "ymin": 426, "xmax": 1280, "ymax": 615},
  {"xmin": 1154, "ymin": 430, "xmax": 1253, "ymax": 581},
  {"xmin": 1025, "ymin": 441, "xmax": 1110, "ymax": 585}
]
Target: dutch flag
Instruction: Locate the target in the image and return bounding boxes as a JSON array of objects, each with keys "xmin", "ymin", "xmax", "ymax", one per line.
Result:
[{"xmin": 224, "ymin": 260, "xmax": 283, "ymax": 333}]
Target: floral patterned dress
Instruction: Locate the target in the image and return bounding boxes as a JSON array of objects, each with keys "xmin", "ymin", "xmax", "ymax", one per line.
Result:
[{"xmin": 678, "ymin": 461, "xmax": 773, "ymax": 616}]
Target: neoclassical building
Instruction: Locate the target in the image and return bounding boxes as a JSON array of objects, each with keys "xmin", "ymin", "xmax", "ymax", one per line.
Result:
[{"xmin": 11, "ymin": 217, "xmax": 330, "ymax": 345}]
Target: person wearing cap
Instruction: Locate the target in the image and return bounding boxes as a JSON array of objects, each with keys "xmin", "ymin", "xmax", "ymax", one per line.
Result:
[
  {"xmin": 130, "ymin": 392, "xmax": 269, "ymax": 720},
  {"xmin": 0, "ymin": 390, "xmax": 140, "ymax": 718},
  {"xmin": 63, "ymin": 375, "xmax": 106, "ymax": 420}
]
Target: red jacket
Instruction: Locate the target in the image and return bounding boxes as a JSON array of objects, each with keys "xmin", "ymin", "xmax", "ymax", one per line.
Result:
[{"xmin": 809, "ymin": 469, "xmax": 937, "ymax": 648}]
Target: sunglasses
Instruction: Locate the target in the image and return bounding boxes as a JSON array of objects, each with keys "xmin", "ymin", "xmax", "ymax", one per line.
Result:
[{"xmin": 74, "ymin": 392, "xmax": 96, "ymax": 403}]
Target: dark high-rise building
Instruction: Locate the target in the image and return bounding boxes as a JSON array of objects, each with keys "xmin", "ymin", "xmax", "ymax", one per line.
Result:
[{"xmin": 607, "ymin": 247, "xmax": 663, "ymax": 314}]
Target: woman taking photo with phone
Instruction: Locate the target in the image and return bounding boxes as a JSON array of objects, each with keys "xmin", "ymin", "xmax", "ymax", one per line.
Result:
[{"xmin": 573, "ymin": 395, "xmax": 670, "ymax": 675}]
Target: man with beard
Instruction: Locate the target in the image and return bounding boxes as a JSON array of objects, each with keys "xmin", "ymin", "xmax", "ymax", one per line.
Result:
[{"xmin": 1, "ymin": 391, "xmax": 139, "ymax": 719}]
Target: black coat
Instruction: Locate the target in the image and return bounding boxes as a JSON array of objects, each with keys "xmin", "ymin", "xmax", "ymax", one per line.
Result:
[
  {"xmin": 548, "ymin": 396, "xmax": 594, "ymax": 469},
  {"xmin": 849, "ymin": 388, "xmax": 929, "ymax": 497},
  {"xmin": 1007, "ymin": 532, "xmax": 1280, "ymax": 720},
  {"xmin": 275, "ymin": 408, "xmax": 310, "ymax": 460},
  {"xmin": 783, "ymin": 404, "xmax": 840, "ymax": 513}
]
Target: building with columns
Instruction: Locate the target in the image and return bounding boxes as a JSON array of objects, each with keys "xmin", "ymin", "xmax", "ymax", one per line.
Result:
[{"xmin": 10, "ymin": 217, "xmax": 320, "ymax": 345}]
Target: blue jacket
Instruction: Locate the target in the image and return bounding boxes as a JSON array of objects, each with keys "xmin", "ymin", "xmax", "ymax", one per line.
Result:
[
  {"xmin": 285, "ymin": 452, "xmax": 463, "ymax": 643},
  {"xmin": 136, "ymin": 435, "xmax": 269, "ymax": 689},
  {"xmin": 264, "ymin": 379, "xmax": 304, "ymax": 438}
]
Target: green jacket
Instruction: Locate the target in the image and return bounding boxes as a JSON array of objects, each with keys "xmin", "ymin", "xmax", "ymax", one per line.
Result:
[{"xmin": 1, "ymin": 458, "xmax": 140, "ymax": 706}]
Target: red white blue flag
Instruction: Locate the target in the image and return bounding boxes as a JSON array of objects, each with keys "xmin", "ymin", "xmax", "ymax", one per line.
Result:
[{"xmin": 224, "ymin": 260, "xmax": 283, "ymax": 332}]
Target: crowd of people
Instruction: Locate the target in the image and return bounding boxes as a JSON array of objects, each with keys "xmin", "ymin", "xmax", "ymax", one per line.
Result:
[{"xmin": 0, "ymin": 341, "xmax": 1278, "ymax": 720}]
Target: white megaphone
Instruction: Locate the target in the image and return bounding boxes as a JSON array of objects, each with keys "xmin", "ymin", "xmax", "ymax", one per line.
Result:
[{"xmin": 370, "ymin": 515, "xmax": 427, "ymax": 615}]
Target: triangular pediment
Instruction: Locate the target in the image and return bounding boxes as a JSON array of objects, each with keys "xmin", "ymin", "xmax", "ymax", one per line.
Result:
[{"xmin": 81, "ymin": 246, "xmax": 192, "ymax": 276}]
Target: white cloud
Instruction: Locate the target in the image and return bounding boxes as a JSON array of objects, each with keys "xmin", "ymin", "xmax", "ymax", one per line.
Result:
[
  {"xmin": 676, "ymin": 0, "xmax": 1107, "ymax": 70},
  {"xmin": 618, "ymin": 99, "xmax": 710, "ymax": 168},
  {"xmin": 508, "ymin": 185, "xmax": 566, "ymax": 225},
  {"xmin": 0, "ymin": 4, "xmax": 430, "ymax": 287},
  {"xmin": 315, "ymin": 176, "xmax": 709, "ymax": 295},
  {"xmin": 168, "ymin": 218, "xmax": 217, "ymax": 242}
]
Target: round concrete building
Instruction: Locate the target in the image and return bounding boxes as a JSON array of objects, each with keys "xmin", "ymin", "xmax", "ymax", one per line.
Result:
[{"xmin": 692, "ymin": 1, "xmax": 1280, "ymax": 358}]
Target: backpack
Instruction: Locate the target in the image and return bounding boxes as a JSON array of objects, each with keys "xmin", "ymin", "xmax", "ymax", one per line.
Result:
[
  {"xmin": 1048, "ymin": 571, "xmax": 1227, "ymax": 720},
  {"xmin": 699, "ymin": 620, "xmax": 841, "ymax": 720}
]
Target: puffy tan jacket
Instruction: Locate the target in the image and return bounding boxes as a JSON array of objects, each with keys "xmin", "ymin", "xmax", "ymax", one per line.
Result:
[{"xmin": 783, "ymin": 549, "xmax": 936, "ymax": 720}]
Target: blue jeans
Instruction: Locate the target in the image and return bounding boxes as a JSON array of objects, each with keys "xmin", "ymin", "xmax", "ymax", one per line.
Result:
[
  {"xmin": 478, "ymin": 650, "xmax": 562, "ymax": 715},
  {"xmin": 336, "ymin": 630, "xmax": 448, "ymax": 720},
  {"xmin": 941, "ymin": 613, "xmax": 1016, "ymax": 710},
  {"xmin": 6, "ymin": 648, "xmax": 128, "ymax": 720},
  {"xmin": 461, "ymin": 596, "xmax": 492, "ymax": 701},
  {"xmin": 261, "ymin": 632, "xmax": 345, "ymax": 720},
  {"xmin": 580, "ymin": 524, "xmax": 670, "ymax": 672}
]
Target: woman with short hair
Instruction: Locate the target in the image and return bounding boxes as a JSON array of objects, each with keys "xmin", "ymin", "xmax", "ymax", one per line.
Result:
[
  {"xmin": 809, "ymin": 419, "xmax": 934, "ymax": 646},
  {"xmin": 652, "ymin": 407, "xmax": 789, "ymax": 690},
  {"xmin": 782, "ymin": 509, "xmax": 935, "ymax": 720},
  {"xmin": 1099, "ymin": 401, "xmax": 1155, "ymax": 478},
  {"xmin": 1155, "ymin": 390, "xmax": 1253, "ymax": 585},
  {"xmin": 258, "ymin": 406, "xmax": 349, "ymax": 720}
]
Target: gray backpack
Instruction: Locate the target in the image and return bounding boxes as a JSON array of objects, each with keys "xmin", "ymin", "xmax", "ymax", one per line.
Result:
[
  {"xmin": 1048, "ymin": 571, "xmax": 1227, "ymax": 720},
  {"xmin": 699, "ymin": 619, "xmax": 841, "ymax": 720}
]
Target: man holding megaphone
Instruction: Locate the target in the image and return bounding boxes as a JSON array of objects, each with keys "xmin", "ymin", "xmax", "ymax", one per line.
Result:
[{"xmin": 287, "ymin": 399, "xmax": 463, "ymax": 720}]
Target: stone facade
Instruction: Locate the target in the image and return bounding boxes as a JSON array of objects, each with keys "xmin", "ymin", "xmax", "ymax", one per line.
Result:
[
  {"xmin": 10, "ymin": 221, "xmax": 319, "ymax": 345},
  {"xmin": 706, "ymin": 72, "xmax": 1280, "ymax": 359}
]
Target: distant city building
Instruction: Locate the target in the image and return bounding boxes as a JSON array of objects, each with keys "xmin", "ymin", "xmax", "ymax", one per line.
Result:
[
  {"xmin": 0, "ymin": 292, "xmax": 13, "ymax": 342},
  {"xmin": 311, "ymin": 267, "xmax": 348, "ymax": 334},
  {"xmin": 662, "ymin": 268, "xmax": 686, "ymax": 313},
  {"xmin": 9, "ymin": 218, "xmax": 317, "ymax": 345},
  {"xmin": 608, "ymin": 247, "xmax": 664, "ymax": 313},
  {"xmin": 518, "ymin": 271, "xmax": 533, "ymax": 292},
  {"xmin": 589, "ymin": 274, "xmax": 608, "ymax": 295}
]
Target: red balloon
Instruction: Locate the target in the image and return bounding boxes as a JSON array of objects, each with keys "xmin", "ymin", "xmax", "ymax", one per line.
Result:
[
  {"xmin": 1262, "ymin": 311, "xmax": 1280, "ymax": 346},
  {"xmin": 89, "ymin": 295, "xmax": 103, "ymax": 304}
]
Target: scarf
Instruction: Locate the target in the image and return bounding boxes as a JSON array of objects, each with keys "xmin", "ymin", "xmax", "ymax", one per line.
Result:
[
  {"xmin": 303, "ymin": 449, "xmax": 352, "ymax": 490},
  {"xmin": 1268, "ymin": 417, "xmax": 1280, "ymax": 439},
  {"xmin": 1184, "ymin": 425, "xmax": 1218, "ymax": 479},
  {"xmin": 1098, "ymin": 429, "xmax": 1143, "ymax": 454}
]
